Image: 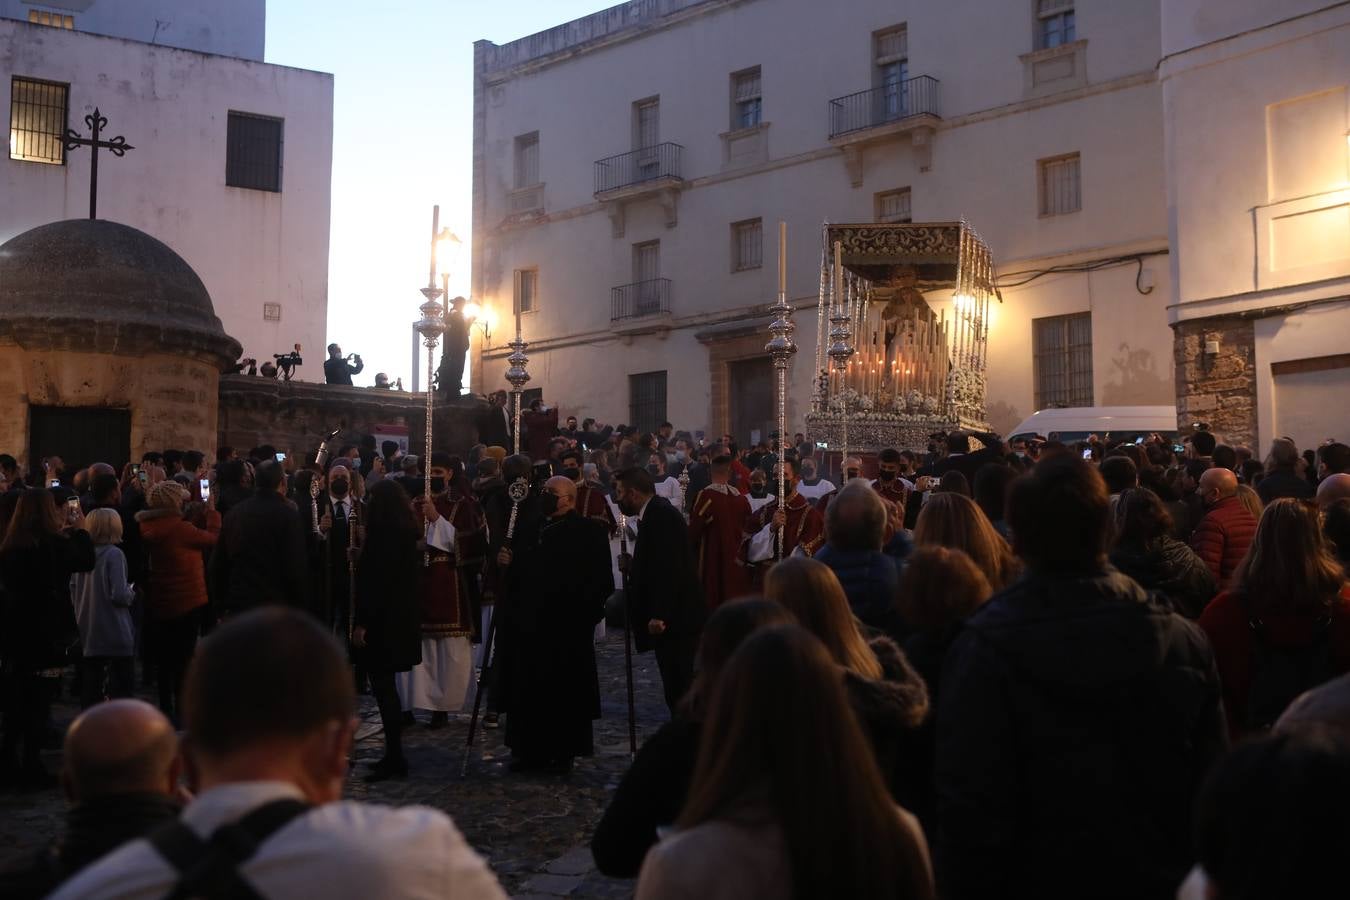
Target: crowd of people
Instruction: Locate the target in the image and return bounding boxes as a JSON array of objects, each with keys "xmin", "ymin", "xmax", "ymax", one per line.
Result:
[{"xmin": 2, "ymin": 410, "xmax": 1349, "ymax": 898}]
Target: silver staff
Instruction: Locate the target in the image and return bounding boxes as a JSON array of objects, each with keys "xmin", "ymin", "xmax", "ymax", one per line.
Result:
[{"xmin": 766, "ymin": 222, "xmax": 797, "ymax": 560}]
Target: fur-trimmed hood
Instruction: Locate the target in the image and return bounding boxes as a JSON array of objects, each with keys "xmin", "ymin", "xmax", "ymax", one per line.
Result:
[{"xmin": 845, "ymin": 634, "xmax": 930, "ymax": 731}]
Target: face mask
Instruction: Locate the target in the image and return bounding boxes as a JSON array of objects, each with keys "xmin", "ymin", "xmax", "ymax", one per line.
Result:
[
  {"xmin": 562, "ymin": 467, "xmax": 581, "ymax": 481},
  {"xmin": 877, "ymin": 470, "xmax": 896, "ymax": 482},
  {"xmin": 429, "ymin": 477, "xmax": 445, "ymax": 494},
  {"xmin": 846, "ymin": 469, "xmax": 860, "ymax": 481},
  {"xmin": 750, "ymin": 485, "xmax": 768, "ymax": 498},
  {"xmin": 540, "ymin": 493, "xmax": 559, "ymax": 516},
  {"xmin": 330, "ymin": 479, "xmax": 350, "ymax": 497},
  {"xmin": 675, "ymin": 451, "xmax": 688, "ymax": 463},
  {"xmin": 802, "ymin": 468, "xmax": 816, "ymax": 481}
]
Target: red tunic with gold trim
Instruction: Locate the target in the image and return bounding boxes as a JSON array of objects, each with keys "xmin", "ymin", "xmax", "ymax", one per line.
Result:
[
  {"xmin": 577, "ymin": 482, "xmax": 617, "ymax": 533},
  {"xmin": 689, "ymin": 484, "xmax": 752, "ymax": 610},
  {"xmin": 872, "ymin": 478, "xmax": 910, "ymax": 512},
  {"xmin": 418, "ymin": 492, "xmax": 486, "ymax": 642},
  {"xmin": 738, "ymin": 491, "xmax": 825, "ymax": 588}
]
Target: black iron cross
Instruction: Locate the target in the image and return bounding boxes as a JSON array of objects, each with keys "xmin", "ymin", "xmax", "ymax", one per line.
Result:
[{"xmin": 64, "ymin": 108, "xmax": 135, "ymax": 220}]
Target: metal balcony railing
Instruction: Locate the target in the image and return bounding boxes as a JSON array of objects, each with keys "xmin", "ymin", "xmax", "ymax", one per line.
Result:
[
  {"xmin": 828, "ymin": 76, "xmax": 940, "ymax": 139},
  {"xmin": 594, "ymin": 142, "xmax": 683, "ymax": 194},
  {"xmin": 611, "ymin": 278, "xmax": 671, "ymax": 321}
]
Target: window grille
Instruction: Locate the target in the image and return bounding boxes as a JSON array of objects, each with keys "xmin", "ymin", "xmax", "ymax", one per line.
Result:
[
  {"xmin": 1033, "ymin": 313, "xmax": 1093, "ymax": 408},
  {"xmin": 732, "ymin": 68, "xmax": 762, "ymax": 130},
  {"xmin": 9, "ymin": 77, "xmax": 68, "ymax": 164},
  {"xmin": 629, "ymin": 371, "xmax": 668, "ymax": 433}
]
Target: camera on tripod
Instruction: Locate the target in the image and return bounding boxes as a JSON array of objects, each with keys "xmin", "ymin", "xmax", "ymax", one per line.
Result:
[{"xmin": 272, "ymin": 343, "xmax": 303, "ymax": 381}]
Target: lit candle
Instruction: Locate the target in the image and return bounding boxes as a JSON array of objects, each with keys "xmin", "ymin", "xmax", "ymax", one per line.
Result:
[{"xmin": 778, "ymin": 221, "xmax": 787, "ymax": 296}]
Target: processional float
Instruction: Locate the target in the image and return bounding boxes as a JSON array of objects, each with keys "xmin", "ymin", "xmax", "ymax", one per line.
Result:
[{"xmin": 805, "ymin": 221, "xmax": 999, "ymax": 457}]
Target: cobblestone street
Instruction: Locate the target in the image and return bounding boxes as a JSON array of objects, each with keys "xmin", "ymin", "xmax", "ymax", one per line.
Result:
[{"xmin": 0, "ymin": 629, "xmax": 666, "ymax": 899}]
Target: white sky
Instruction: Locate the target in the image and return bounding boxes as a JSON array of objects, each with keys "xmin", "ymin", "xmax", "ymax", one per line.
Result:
[{"xmin": 266, "ymin": 0, "xmax": 604, "ymax": 386}]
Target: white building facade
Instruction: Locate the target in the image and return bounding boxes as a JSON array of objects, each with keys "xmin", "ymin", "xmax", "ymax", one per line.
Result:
[
  {"xmin": 1162, "ymin": 0, "xmax": 1350, "ymax": 452},
  {"xmin": 1, "ymin": 0, "xmax": 333, "ymax": 377},
  {"xmin": 471, "ymin": 0, "xmax": 1176, "ymax": 442}
]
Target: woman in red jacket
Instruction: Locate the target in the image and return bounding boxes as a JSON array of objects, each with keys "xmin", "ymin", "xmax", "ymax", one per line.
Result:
[
  {"xmin": 1199, "ymin": 499, "xmax": 1350, "ymax": 740},
  {"xmin": 136, "ymin": 480, "xmax": 220, "ymax": 724}
]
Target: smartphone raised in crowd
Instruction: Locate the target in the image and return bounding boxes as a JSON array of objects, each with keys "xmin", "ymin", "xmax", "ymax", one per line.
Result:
[
  {"xmin": 275, "ymin": 452, "xmax": 287, "ymax": 463},
  {"xmin": 199, "ymin": 478, "xmax": 211, "ymax": 501}
]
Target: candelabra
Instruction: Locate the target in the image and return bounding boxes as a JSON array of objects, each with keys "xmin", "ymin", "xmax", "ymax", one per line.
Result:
[
  {"xmin": 826, "ymin": 240, "xmax": 855, "ymax": 476},
  {"xmin": 765, "ymin": 222, "xmax": 797, "ymax": 560}
]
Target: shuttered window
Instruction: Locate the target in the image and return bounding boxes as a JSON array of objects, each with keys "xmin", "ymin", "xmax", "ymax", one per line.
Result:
[
  {"xmin": 514, "ymin": 269, "xmax": 538, "ymax": 314},
  {"xmin": 1037, "ymin": 0, "xmax": 1076, "ymax": 49},
  {"xmin": 1038, "ymin": 153, "xmax": 1081, "ymax": 216},
  {"xmin": 732, "ymin": 67, "xmax": 762, "ymax": 130},
  {"xmin": 731, "ymin": 219, "xmax": 763, "ymax": 271},
  {"xmin": 226, "ymin": 112, "xmax": 283, "ymax": 192},
  {"xmin": 514, "ymin": 132, "xmax": 539, "ymax": 189},
  {"xmin": 876, "ymin": 188, "xmax": 912, "ymax": 223}
]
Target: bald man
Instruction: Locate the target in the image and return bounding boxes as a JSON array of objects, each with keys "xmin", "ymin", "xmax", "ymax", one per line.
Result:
[
  {"xmin": 1317, "ymin": 473, "xmax": 1350, "ymax": 511},
  {"xmin": 0, "ymin": 701, "xmax": 181, "ymax": 898},
  {"xmin": 1191, "ymin": 467, "xmax": 1259, "ymax": 587},
  {"xmin": 495, "ymin": 475, "xmax": 613, "ymax": 774}
]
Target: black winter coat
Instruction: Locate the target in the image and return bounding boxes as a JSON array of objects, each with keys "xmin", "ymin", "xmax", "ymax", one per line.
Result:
[
  {"xmin": 0, "ymin": 530, "xmax": 95, "ymax": 669},
  {"xmin": 627, "ymin": 497, "xmax": 704, "ymax": 653},
  {"xmin": 208, "ymin": 490, "xmax": 309, "ymax": 616},
  {"xmin": 935, "ymin": 567, "xmax": 1226, "ymax": 900},
  {"xmin": 1111, "ymin": 536, "xmax": 1217, "ymax": 619},
  {"xmin": 354, "ymin": 532, "xmax": 422, "ymax": 673},
  {"xmin": 844, "ymin": 636, "xmax": 929, "ymax": 804}
]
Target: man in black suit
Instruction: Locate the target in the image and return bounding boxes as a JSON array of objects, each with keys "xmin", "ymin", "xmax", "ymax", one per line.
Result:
[
  {"xmin": 209, "ymin": 461, "xmax": 310, "ymax": 617},
  {"xmin": 614, "ymin": 466, "xmax": 704, "ymax": 713},
  {"xmin": 323, "ymin": 343, "xmax": 363, "ymax": 386},
  {"xmin": 476, "ymin": 390, "xmax": 513, "ymax": 448},
  {"xmin": 934, "ymin": 429, "xmax": 1006, "ymax": 484}
]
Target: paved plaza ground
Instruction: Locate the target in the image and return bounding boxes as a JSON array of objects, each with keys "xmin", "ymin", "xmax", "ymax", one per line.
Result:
[{"xmin": 0, "ymin": 630, "xmax": 666, "ymax": 899}]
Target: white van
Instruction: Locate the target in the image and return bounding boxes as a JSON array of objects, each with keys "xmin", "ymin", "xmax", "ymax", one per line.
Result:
[{"xmin": 1008, "ymin": 406, "xmax": 1179, "ymax": 445}]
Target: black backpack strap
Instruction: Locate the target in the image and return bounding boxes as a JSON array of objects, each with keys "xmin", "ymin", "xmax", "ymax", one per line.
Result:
[{"xmin": 149, "ymin": 798, "xmax": 310, "ymax": 900}]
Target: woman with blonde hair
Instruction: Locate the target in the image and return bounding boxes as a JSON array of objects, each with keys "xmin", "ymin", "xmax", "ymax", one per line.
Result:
[
  {"xmin": 764, "ymin": 557, "xmax": 928, "ymax": 801},
  {"xmin": 636, "ymin": 625, "xmax": 934, "ymax": 900},
  {"xmin": 913, "ymin": 491, "xmax": 1020, "ymax": 590},
  {"xmin": 1236, "ymin": 484, "xmax": 1263, "ymax": 522},
  {"xmin": 69, "ymin": 508, "xmax": 137, "ymax": 707},
  {"xmin": 136, "ymin": 479, "xmax": 220, "ymax": 723},
  {"xmin": 1199, "ymin": 499, "xmax": 1350, "ymax": 738}
]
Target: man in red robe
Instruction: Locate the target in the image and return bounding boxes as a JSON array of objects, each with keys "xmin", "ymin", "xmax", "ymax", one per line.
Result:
[
  {"xmin": 873, "ymin": 447, "xmax": 912, "ymax": 511},
  {"xmin": 739, "ymin": 456, "xmax": 825, "ymax": 587},
  {"xmin": 561, "ymin": 447, "xmax": 616, "ymax": 533},
  {"xmin": 398, "ymin": 451, "xmax": 485, "ymax": 727},
  {"xmin": 688, "ymin": 455, "xmax": 752, "ymax": 610}
]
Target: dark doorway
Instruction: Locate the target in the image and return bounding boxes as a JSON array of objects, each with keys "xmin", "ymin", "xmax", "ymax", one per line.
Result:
[
  {"xmin": 728, "ymin": 357, "xmax": 775, "ymax": 447},
  {"xmin": 29, "ymin": 406, "xmax": 131, "ymax": 477}
]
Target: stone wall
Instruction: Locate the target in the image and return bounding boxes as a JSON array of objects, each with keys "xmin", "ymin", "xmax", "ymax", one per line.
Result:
[
  {"xmin": 0, "ymin": 343, "xmax": 220, "ymax": 466},
  {"xmin": 218, "ymin": 375, "xmax": 484, "ymax": 461},
  {"xmin": 1171, "ymin": 317, "xmax": 1257, "ymax": 446}
]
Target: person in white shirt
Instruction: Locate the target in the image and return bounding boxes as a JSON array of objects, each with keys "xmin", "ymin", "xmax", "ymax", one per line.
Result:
[
  {"xmin": 794, "ymin": 457, "xmax": 835, "ymax": 504},
  {"xmin": 746, "ymin": 469, "xmax": 775, "ymax": 515},
  {"xmin": 649, "ymin": 454, "xmax": 684, "ymax": 509},
  {"xmin": 52, "ymin": 608, "xmax": 507, "ymax": 900}
]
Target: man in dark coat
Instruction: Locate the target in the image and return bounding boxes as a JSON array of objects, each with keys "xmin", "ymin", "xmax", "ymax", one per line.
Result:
[
  {"xmin": 208, "ymin": 461, "xmax": 309, "ymax": 617},
  {"xmin": 323, "ymin": 343, "xmax": 363, "ymax": 386},
  {"xmin": 936, "ymin": 456, "xmax": 1227, "ymax": 900},
  {"xmin": 496, "ymin": 476, "xmax": 613, "ymax": 773},
  {"xmin": 615, "ymin": 467, "xmax": 704, "ymax": 713},
  {"xmin": 475, "ymin": 390, "xmax": 513, "ymax": 448}
]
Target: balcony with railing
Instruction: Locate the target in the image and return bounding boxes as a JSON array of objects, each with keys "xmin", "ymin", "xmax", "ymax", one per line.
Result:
[
  {"xmin": 594, "ymin": 142, "xmax": 683, "ymax": 194},
  {"xmin": 610, "ymin": 278, "xmax": 672, "ymax": 333},
  {"xmin": 828, "ymin": 75, "xmax": 940, "ymax": 140}
]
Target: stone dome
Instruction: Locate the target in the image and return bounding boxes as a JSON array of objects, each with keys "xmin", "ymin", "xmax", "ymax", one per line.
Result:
[{"xmin": 0, "ymin": 219, "xmax": 241, "ymax": 366}]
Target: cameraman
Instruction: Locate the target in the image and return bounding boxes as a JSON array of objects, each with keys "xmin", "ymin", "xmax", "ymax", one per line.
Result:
[{"xmin": 324, "ymin": 343, "xmax": 364, "ymax": 386}]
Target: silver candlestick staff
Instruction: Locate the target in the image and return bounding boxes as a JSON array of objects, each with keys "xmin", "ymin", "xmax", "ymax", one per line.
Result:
[
  {"xmin": 765, "ymin": 222, "xmax": 797, "ymax": 561},
  {"xmin": 416, "ymin": 207, "xmax": 448, "ymax": 565},
  {"xmin": 505, "ymin": 329, "xmax": 530, "ymax": 457},
  {"xmin": 827, "ymin": 239, "xmax": 855, "ymax": 479}
]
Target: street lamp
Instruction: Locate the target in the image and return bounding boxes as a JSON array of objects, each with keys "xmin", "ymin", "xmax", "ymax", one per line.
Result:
[{"xmin": 462, "ymin": 301, "xmax": 496, "ymax": 342}]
